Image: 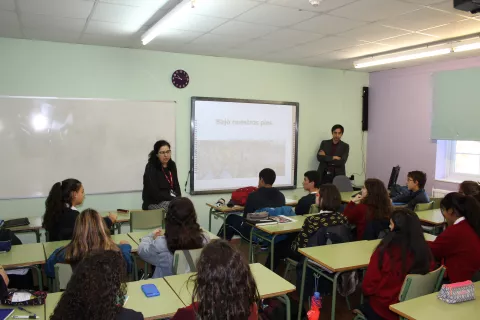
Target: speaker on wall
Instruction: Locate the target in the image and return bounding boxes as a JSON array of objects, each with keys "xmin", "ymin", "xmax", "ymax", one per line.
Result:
[{"xmin": 362, "ymin": 86, "xmax": 369, "ymax": 132}]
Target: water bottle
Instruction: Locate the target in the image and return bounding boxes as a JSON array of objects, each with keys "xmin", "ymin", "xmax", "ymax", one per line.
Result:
[{"xmin": 307, "ymin": 292, "xmax": 321, "ymax": 320}]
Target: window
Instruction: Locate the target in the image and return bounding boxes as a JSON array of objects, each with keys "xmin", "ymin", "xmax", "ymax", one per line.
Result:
[{"xmin": 436, "ymin": 140, "xmax": 480, "ymax": 182}]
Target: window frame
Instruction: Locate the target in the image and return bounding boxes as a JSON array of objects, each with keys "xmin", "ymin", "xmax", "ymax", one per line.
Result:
[{"xmin": 444, "ymin": 140, "xmax": 480, "ymax": 181}]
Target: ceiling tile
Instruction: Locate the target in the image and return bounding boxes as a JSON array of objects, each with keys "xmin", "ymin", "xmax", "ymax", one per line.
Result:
[
  {"xmin": 329, "ymin": 0, "xmax": 419, "ymax": 22},
  {"xmin": 222, "ymin": 48, "xmax": 266, "ymax": 60},
  {"xmin": 161, "ymin": 13, "xmax": 228, "ymax": 32},
  {"xmin": 376, "ymin": 32, "xmax": 439, "ymax": 48},
  {"xmin": 85, "ymin": 20, "xmax": 141, "ymax": 35},
  {"xmin": 0, "ymin": 0, "xmax": 15, "ymax": 11},
  {"xmin": 419, "ymin": 18, "xmax": 480, "ymax": 38},
  {"xmin": 210, "ymin": 21, "xmax": 278, "ymax": 38},
  {"xmin": 332, "ymin": 42, "xmax": 394, "ymax": 59},
  {"xmin": 261, "ymin": 29, "xmax": 325, "ymax": 45},
  {"xmin": 146, "ymin": 28, "xmax": 204, "ymax": 46},
  {"xmin": 235, "ymin": 4, "xmax": 318, "ymax": 27},
  {"xmin": 0, "ymin": 11, "xmax": 22, "ymax": 38},
  {"xmin": 80, "ymin": 33, "xmax": 137, "ymax": 48},
  {"xmin": 403, "ymin": 0, "xmax": 445, "ymax": 5},
  {"xmin": 340, "ymin": 23, "xmax": 410, "ymax": 42},
  {"xmin": 190, "ymin": 34, "xmax": 249, "ymax": 47},
  {"xmin": 20, "ymin": 13, "xmax": 86, "ymax": 33},
  {"xmin": 428, "ymin": 0, "xmax": 476, "ymax": 18},
  {"xmin": 0, "ymin": 26, "xmax": 22, "ymax": 39},
  {"xmin": 277, "ymin": 35, "xmax": 363, "ymax": 58},
  {"xmin": 98, "ymin": 0, "xmax": 169, "ymax": 6},
  {"xmin": 232, "ymin": 38, "xmax": 295, "ymax": 53},
  {"xmin": 23, "ymin": 27, "xmax": 81, "ymax": 43},
  {"xmin": 381, "ymin": 8, "xmax": 463, "ymax": 31},
  {"xmin": 91, "ymin": 2, "xmax": 158, "ymax": 25},
  {"xmin": 188, "ymin": 0, "xmax": 261, "ymax": 19},
  {"xmin": 17, "ymin": 0, "xmax": 94, "ymax": 19},
  {"xmin": 292, "ymin": 14, "xmax": 366, "ymax": 34},
  {"xmin": 268, "ymin": 0, "xmax": 359, "ymax": 13}
]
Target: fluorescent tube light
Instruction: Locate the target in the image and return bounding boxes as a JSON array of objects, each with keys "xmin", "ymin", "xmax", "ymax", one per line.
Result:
[
  {"xmin": 453, "ymin": 42, "xmax": 480, "ymax": 52},
  {"xmin": 141, "ymin": 0, "xmax": 195, "ymax": 45},
  {"xmin": 354, "ymin": 48, "xmax": 452, "ymax": 69}
]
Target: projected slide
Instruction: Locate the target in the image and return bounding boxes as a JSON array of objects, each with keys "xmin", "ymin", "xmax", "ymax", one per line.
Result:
[{"xmin": 191, "ymin": 97, "xmax": 298, "ymax": 194}]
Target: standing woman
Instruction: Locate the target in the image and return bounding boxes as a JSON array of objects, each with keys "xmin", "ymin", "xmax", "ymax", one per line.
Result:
[{"xmin": 142, "ymin": 140, "xmax": 181, "ymax": 210}]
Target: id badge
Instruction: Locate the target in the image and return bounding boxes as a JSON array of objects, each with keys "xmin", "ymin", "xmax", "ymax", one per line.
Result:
[{"xmin": 170, "ymin": 189, "xmax": 176, "ymax": 197}]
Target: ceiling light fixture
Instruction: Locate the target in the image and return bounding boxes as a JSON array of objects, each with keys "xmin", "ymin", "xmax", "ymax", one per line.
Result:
[
  {"xmin": 141, "ymin": 0, "xmax": 197, "ymax": 45},
  {"xmin": 354, "ymin": 48, "xmax": 452, "ymax": 69},
  {"xmin": 309, "ymin": 0, "xmax": 323, "ymax": 6},
  {"xmin": 453, "ymin": 42, "xmax": 480, "ymax": 52}
]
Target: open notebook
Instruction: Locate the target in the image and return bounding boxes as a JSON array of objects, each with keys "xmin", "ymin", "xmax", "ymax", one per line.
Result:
[{"xmin": 255, "ymin": 215, "xmax": 296, "ymax": 226}]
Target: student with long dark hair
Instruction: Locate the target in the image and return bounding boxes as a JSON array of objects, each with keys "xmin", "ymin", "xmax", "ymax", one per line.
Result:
[
  {"xmin": 358, "ymin": 208, "xmax": 433, "ymax": 320},
  {"xmin": 344, "ymin": 178, "xmax": 392, "ymax": 240},
  {"xmin": 142, "ymin": 140, "xmax": 181, "ymax": 210},
  {"xmin": 459, "ymin": 181, "xmax": 480, "ymax": 202},
  {"xmin": 171, "ymin": 240, "xmax": 260, "ymax": 320},
  {"xmin": 429, "ymin": 192, "xmax": 480, "ymax": 282},
  {"xmin": 42, "ymin": 179, "xmax": 117, "ymax": 241},
  {"xmin": 46, "ymin": 209, "xmax": 132, "ymax": 278},
  {"xmin": 50, "ymin": 251, "xmax": 143, "ymax": 320},
  {"xmin": 138, "ymin": 197, "xmax": 209, "ymax": 278}
]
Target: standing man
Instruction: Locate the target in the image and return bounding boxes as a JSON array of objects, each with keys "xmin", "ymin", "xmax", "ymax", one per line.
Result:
[{"xmin": 317, "ymin": 124, "xmax": 349, "ymax": 185}]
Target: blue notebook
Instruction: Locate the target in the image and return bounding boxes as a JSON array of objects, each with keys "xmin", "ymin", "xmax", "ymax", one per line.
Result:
[{"xmin": 0, "ymin": 309, "xmax": 14, "ymax": 320}]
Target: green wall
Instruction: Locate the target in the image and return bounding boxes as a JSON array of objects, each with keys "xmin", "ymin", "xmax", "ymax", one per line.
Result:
[{"xmin": 0, "ymin": 38, "xmax": 368, "ymax": 232}]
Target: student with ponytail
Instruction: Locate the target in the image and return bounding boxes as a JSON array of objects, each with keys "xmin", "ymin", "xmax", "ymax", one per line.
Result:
[
  {"xmin": 429, "ymin": 192, "xmax": 480, "ymax": 282},
  {"xmin": 42, "ymin": 179, "xmax": 117, "ymax": 241},
  {"xmin": 138, "ymin": 197, "xmax": 209, "ymax": 278}
]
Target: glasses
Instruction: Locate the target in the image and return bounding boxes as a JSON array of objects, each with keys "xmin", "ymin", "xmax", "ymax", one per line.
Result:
[{"xmin": 158, "ymin": 150, "xmax": 171, "ymax": 155}]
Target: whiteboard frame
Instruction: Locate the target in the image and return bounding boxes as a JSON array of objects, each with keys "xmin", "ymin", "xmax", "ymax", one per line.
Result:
[{"xmin": 189, "ymin": 96, "xmax": 299, "ymax": 195}]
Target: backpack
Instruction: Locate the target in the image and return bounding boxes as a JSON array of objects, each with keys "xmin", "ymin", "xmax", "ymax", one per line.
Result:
[{"xmin": 231, "ymin": 186, "xmax": 257, "ymax": 206}]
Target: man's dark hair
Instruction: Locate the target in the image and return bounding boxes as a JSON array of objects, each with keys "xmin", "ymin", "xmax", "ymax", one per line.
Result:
[
  {"xmin": 408, "ymin": 171, "xmax": 427, "ymax": 189},
  {"xmin": 259, "ymin": 168, "xmax": 276, "ymax": 185},
  {"xmin": 304, "ymin": 171, "xmax": 321, "ymax": 188},
  {"xmin": 331, "ymin": 124, "xmax": 344, "ymax": 134}
]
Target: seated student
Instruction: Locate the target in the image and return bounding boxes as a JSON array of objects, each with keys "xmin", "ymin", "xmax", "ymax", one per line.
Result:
[
  {"xmin": 171, "ymin": 240, "xmax": 260, "ymax": 320},
  {"xmin": 459, "ymin": 180, "xmax": 480, "ymax": 202},
  {"xmin": 46, "ymin": 209, "xmax": 132, "ymax": 278},
  {"xmin": 51, "ymin": 251, "xmax": 143, "ymax": 320},
  {"xmin": 42, "ymin": 179, "xmax": 117, "ymax": 241},
  {"xmin": 344, "ymin": 178, "xmax": 392, "ymax": 240},
  {"xmin": 291, "ymin": 184, "xmax": 348, "ymax": 255},
  {"xmin": 220, "ymin": 168, "xmax": 285, "ymax": 241},
  {"xmin": 295, "ymin": 170, "xmax": 320, "ymax": 215},
  {"xmin": 391, "ymin": 171, "xmax": 429, "ymax": 210},
  {"xmin": 138, "ymin": 197, "xmax": 209, "ymax": 278},
  {"xmin": 357, "ymin": 208, "xmax": 433, "ymax": 320},
  {"xmin": 429, "ymin": 192, "xmax": 480, "ymax": 283}
]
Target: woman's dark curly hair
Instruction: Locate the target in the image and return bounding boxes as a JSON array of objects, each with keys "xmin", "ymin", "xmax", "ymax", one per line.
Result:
[
  {"xmin": 165, "ymin": 197, "xmax": 204, "ymax": 254},
  {"xmin": 50, "ymin": 250, "xmax": 128, "ymax": 320},
  {"xmin": 190, "ymin": 240, "xmax": 260, "ymax": 320},
  {"xmin": 361, "ymin": 178, "xmax": 392, "ymax": 220}
]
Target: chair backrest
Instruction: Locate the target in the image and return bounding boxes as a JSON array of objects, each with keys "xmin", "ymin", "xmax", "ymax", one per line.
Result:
[
  {"xmin": 54, "ymin": 263, "xmax": 73, "ymax": 292},
  {"xmin": 308, "ymin": 204, "xmax": 319, "ymax": 214},
  {"xmin": 414, "ymin": 201, "xmax": 434, "ymax": 212},
  {"xmin": 363, "ymin": 219, "xmax": 390, "ymax": 240},
  {"xmin": 130, "ymin": 209, "xmax": 165, "ymax": 232},
  {"xmin": 430, "ymin": 197, "xmax": 443, "ymax": 209},
  {"xmin": 307, "ymin": 224, "xmax": 352, "ymax": 247},
  {"xmin": 173, "ymin": 248, "xmax": 204, "ymax": 275},
  {"xmin": 388, "ymin": 165, "xmax": 401, "ymax": 189},
  {"xmin": 399, "ymin": 266, "xmax": 445, "ymax": 302},
  {"xmin": 332, "ymin": 175, "xmax": 353, "ymax": 192}
]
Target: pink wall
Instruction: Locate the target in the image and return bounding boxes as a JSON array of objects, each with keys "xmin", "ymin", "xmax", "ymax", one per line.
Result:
[{"xmin": 366, "ymin": 56, "xmax": 480, "ymax": 193}]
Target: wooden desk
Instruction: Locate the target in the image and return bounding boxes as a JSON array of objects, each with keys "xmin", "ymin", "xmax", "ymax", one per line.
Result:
[
  {"xmin": 164, "ymin": 263, "xmax": 295, "ymax": 320},
  {"xmin": 101, "ymin": 211, "xmax": 131, "ymax": 234},
  {"xmin": 416, "ymin": 209, "xmax": 445, "ymax": 225},
  {"xmin": 46, "ymin": 278, "xmax": 185, "ymax": 319},
  {"xmin": 340, "ymin": 191, "xmax": 357, "ymax": 203},
  {"xmin": 128, "ymin": 228, "xmax": 219, "ymax": 246},
  {"xmin": 0, "ymin": 243, "xmax": 46, "ymax": 290},
  {"xmin": 0, "ymin": 304, "xmax": 45, "ymax": 319},
  {"xmin": 6, "ymin": 216, "xmax": 43, "ymax": 242},
  {"xmin": 390, "ymin": 282, "xmax": 480, "ymax": 320},
  {"xmin": 423, "ymin": 232, "xmax": 437, "ymax": 241},
  {"xmin": 297, "ymin": 240, "xmax": 380, "ymax": 320}
]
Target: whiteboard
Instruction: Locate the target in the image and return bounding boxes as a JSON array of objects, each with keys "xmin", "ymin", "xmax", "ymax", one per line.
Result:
[
  {"xmin": 190, "ymin": 97, "xmax": 298, "ymax": 194},
  {"xmin": 0, "ymin": 96, "xmax": 176, "ymax": 199}
]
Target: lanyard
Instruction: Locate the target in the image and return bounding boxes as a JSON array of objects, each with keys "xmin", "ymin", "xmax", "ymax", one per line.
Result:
[{"xmin": 162, "ymin": 168, "xmax": 174, "ymax": 189}]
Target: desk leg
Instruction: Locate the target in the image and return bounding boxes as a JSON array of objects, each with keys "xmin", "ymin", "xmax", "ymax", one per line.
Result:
[
  {"xmin": 249, "ymin": 227, "xmax": 255, "ymax": 263},
  {"xmin": 132, "ymin": 255, "xmax": 138, "ymax": 281},
  {"xmin": 208, "ymin": 207, "xmax": 213, "ymax": 232},
  {"xmin": 360, "ymin": 269, "xmax": 366, "ymax": 305},
  {"xmin": 31, "ymin": 265, "xmax": 43, "ymax": 291},
  {"xmin": 223, "ymin": 213, "xmax": 230, "ymax": 240},
  {"xmin": 34, "ymin": 230, "xmax": 41, "ymax": 243},
  {"xmin": 331, "ymin": 272, "xmax": 342, "ymax": 320},
  {"xmin": 278, "ymin": 294, "xmax": 291, "ymax": 320},
  {"xmin": 297, "ymin": 260, "xmax": 307, "ymax": 320},
  {"xmin": 270, "ymin": 234, "xmax": 277, "ymax": 271}
]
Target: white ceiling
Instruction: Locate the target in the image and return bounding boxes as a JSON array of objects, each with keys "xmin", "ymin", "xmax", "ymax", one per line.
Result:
[{"xmin": 1, "ymin": 0, "xmax": 480, "ymax": 71}]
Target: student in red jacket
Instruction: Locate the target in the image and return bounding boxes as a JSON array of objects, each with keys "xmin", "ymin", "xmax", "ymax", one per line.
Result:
[
  {"xmin": 355, "ymin": 208, "xmax": 433, "ymax": 320},
  {"xmin": 429, "ymin": 192, "xmax": 480, "ymax": 283},
  {"xmin": 171, "ymin": 240, "xmax": 260, "ymax": 320},
  {"xmin": 344, "ymin": 178, "xmax": 392, "ymax": 240}
]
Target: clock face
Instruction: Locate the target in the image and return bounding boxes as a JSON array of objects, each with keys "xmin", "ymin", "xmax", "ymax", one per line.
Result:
[{"xmin": 172, "ymin": 69, "xmax": 189, "ymax": 89}]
